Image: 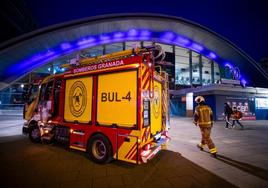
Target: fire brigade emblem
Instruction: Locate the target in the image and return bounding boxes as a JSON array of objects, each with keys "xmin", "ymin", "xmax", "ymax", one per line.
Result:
[
  {"xmin": 69, "ymin": 81, "xmax": 87, "ymax": 117},
  {"xmin": 152, "ymin": 85, "xmax": 160, "ymax": 118}
]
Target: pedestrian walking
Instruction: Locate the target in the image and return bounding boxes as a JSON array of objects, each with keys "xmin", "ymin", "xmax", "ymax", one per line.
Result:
[
  {"xmin": 231, "ymin": 107, "xmax": 244, "ymax": 129},
  {"xmin": 224, "ymin": 102, "xmax": 233, "ymax": 128},
  {"xmin": 193, "ymin": 96, "xmax": 217, "ymax": 158}
]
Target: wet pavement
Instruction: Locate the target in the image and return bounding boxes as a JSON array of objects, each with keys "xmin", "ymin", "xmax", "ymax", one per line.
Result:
[{"xmin": 0, "ymin": 115, "xmax": 268, "ymax": 188}]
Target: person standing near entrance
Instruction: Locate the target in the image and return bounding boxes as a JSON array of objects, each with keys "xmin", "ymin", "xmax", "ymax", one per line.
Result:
[
  {"xmin": 193, "ymin": 96, "xmax": 217, "ymax": 158},
  {"xmin": 224, "ymin": 103, "xmax": 233, "ymax": 128},
  {"xmin": 231, "ymin": 107, "xmax": 244, "ymax": 129}
]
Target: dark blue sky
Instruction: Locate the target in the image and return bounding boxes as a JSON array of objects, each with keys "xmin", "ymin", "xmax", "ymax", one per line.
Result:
[{"xmin": 24, "ymin": 0, "xmax": 268, "ymax": 62}]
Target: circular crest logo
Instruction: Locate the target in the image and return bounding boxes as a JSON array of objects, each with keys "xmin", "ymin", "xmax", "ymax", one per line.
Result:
[
  {"xmin": 152, "ymin": 85, "xmax": 160, "ymax": 118},
  {"xmin": 69, "ymin": 81, "xmax": 87, "ymax": 117}
]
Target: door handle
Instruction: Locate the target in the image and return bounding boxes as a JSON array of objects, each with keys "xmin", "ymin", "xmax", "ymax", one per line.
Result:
[{"xmin": 124, "ymin": 137, "xmax": 130, "ymax": 142}]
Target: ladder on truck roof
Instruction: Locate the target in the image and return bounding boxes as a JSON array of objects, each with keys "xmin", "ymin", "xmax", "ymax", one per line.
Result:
[
  {"xmin": 60, "ymin": 47, "xmax": 156, "ymax": 69},
  {"xmin": 60, "ymin": 45, "xmax": 168, "ymax": 100}
]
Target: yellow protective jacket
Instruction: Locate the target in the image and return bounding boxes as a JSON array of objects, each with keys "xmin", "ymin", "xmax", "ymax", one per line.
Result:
[{"xmin": 193, "ymin": 103, "xmax": 213, "ymax": 128}]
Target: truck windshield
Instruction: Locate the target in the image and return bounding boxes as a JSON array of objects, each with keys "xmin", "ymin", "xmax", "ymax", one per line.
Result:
[{"xmin": 27, "ymin": 84, "xmax": 39, "ymax": 104}]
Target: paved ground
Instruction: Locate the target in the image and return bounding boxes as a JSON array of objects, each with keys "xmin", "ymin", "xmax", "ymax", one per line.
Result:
[
  {"xmin": 0, "ymin": 115, "xmax": 268, "ymax": 188},
  {"xmin": 169, "ymin": 118, "xmax": 268, "ymax": 188},
  {"xmin": 0, "ymin": 115, "xmax": 23, "ymax": 138}
]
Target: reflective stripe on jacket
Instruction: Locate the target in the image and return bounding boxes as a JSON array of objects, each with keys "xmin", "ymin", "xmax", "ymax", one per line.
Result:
[{"xmin": 194, "ymin": 104, "xmax": 213, "ymax": 127}]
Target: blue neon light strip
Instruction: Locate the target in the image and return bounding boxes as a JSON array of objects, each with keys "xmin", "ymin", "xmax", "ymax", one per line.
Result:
[{"xmin": 6, "ymin": 29, "xmax": 247, "ymax": 85}]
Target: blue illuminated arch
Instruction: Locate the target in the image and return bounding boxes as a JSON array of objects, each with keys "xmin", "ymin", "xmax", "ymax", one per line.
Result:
[
  {"xmin": 6, "ymin": 29, "xmax": 246, "ymax": 83},
  {"xmin": 1, "ymin": 14, "xmax": 267, "ymax": 88}
]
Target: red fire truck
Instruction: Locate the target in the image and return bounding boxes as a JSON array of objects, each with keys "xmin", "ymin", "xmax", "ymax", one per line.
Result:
[{"xmin": 23, "ymin": 46, "xmax": 170, "ymax": 164}]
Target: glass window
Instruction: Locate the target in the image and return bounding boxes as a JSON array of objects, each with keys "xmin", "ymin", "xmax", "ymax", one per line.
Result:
[
  {"xmin": 125, "ymin": 41, "xmax": 141, "ymax": 49},
  {"xmin": 105, "ymin": 43, "xmax": 123, "ymax": 54},
  {"xmin": 175, "ymin": 47, "xmax": 190, "ymax": 85},
  {"xmin": 28, "ymin": 84, "xmax": 39, "ymax": 103},
  {"xmin": 39, "ymin": 84, "xmax": 46, "ymax": 102},
  {"xmin": 143, "ymin": 41, "xmax": 153, "ymax": 47},
  {"xmin": 192, "ymin": 51, "xmax": 200, "ymax": 85},
  {"xmin": 214, "ymin": 62, "xmax": 221, "ymax": 83},
  {"xmin": 86, "ymin": 46, "xmax": 104, "ymax": 57},
  {"xmin": 202, "ymin": 56, "xmax": 212, "ymax": 85},
  {"xmin": 53, "ymin": 79, "xmax": 61, "ymax": 116},
  {"xmin": 155, "ymin": 43, "xmax": 173, "ymax": 53},
  {"xmin": 45, "ymin": 81, "xmax": 53, "ymax": 101}
]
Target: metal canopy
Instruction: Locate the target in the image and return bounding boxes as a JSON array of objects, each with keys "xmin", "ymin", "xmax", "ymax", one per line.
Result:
[{"xmin": 0, "ymin": 13, "xmax": 267, "ymax": 89}]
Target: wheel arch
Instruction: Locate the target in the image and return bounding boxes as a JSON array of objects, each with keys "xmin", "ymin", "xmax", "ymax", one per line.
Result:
[{"xmin": 86, "ymin": 131, "xmax": 114, "ymax": 155}]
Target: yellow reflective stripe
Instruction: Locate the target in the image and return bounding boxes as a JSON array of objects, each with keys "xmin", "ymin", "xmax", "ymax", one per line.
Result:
[
  {"xmin": 196, "ymin": 105, "xmax": 212, "ymax": 124},
  {"xmin": 199, "ymin": 143, "xmax": 205, "ymax": 148},
  {"xmin": 210, "ymin": 148, "xmax": 217, "ymax": 153},
  {"xmin": 70, "ymin": 146, "xmax": 86, "ymax": 152},
  {"xmin": 198, "ymin": 122, "xmax": 212, "ymax": 125}
]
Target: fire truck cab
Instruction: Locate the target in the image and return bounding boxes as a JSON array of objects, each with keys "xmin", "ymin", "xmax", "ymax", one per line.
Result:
[{"xmin": 23, "ymin": 46, "xmax": 170, "ymax": 164}]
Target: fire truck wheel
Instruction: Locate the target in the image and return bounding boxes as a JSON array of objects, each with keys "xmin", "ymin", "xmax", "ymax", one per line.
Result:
[
  {"xmin": 29, "ymin": 126, "xmax": 41, "ymax": 143},
  {"xmin": 88, "ymin": 134, "xmax": 113, "ymax": 164}
]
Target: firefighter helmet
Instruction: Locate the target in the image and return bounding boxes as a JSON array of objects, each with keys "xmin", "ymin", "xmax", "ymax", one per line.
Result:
[{"xmin": 195, "ymin": 96, "xmax": 205, "ymax": 103}]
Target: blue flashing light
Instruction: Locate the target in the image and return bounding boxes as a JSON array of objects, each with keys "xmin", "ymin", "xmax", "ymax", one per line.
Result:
[
  {"xmin": 113, "ymin": 32, "xmax": 125, "ymax": 42},
  {"xmin": 190, "ymin": 43, "xmax": 204, "ymax": 52},
  {"xmin": 61, "ymin": 43, "xmax": 72, "ymax": 50},
  {"xmin": 113, "ymin": 32, "xmax": 125, "ymax": 38},
  {"xmin": 160, "ymin": 32, "xmax": 176, "ymax": 42},
  {"xmin": 99, "ymin": 34, "xmax": 112, "ymax": 44},
  {"xmin": 77, "ymin": 37, "xmax": 96, "ymax": 46},
  {"xmin": 128, "ymin": 29, "xmax": 138, "ymax": 37},
  {"xmin": 29, "ymin": 54, "xmax": 43, "ymax": 63},
  {"xmin": 139, "ymin": 30, "xmax": 152, "ymax": 40},
  {"xmin": 208, "ymin": 52, "xmax": 217, "ymax": 59},
  {"xmin": 173, "ymin": 36, "xmax": 190, "ymax": 46},
  {"xmin": 45, "ymin": 50, "xmax": 55, "ymax": 57},
  {"xmin": 99, "ymin": 34, "xmax": 111, "ymax": 41},
  {"xmin": 241, "ymin": 78, "xmax": 247, "ymax": 85},
  {"xmin": 76, "ymin": 41, "xmax": 98, "ymax": 50},
  {"xmin": 140, "ymin": 30, "xmax": 151, "ymax": 37}
]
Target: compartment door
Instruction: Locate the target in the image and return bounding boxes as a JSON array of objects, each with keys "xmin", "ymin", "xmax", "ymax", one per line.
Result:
[
  {"xmin": 64, "ymin": 77, "xmax": 93, "ymax": 124},
  {"xmin": 150, "ymin": 81, "xmax": 162, "ymax": 135},
  {"xmin": 97, "ymin": 70, "xmax": 137, "ymax": 128},
  {"xmin": 117, "ymin": 134, "xmax": 139, "ymax": 164}
]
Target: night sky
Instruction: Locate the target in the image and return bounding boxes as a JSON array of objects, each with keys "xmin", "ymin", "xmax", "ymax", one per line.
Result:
[{"xmin": 12, "ymin": 0, "xmax": 268, "ymax": 62}]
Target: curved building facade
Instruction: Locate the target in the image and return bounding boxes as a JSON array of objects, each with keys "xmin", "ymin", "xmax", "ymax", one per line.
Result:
[{"xmin": 0, "ymin": 14, "xmax": 268, "ymax": 119}]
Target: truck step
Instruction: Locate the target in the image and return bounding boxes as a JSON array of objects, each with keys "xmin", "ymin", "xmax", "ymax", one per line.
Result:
[{"xmin": 41, "ymin": 133, "xmax": 54, "ymax": 143}]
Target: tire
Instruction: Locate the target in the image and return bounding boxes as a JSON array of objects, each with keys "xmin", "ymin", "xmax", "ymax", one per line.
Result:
[
  {"xmin": 29, "ymin": 125, "xmax": 41, "ymax": 143},
  {"xmin": 88, "ymin": 134, "xmax": 113, "ymax": 164}
]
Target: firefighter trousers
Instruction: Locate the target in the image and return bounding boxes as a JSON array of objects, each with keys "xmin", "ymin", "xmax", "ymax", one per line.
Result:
[{"xmin": 199, "ymin": 127, "xmax": 217, "ymax": 154}]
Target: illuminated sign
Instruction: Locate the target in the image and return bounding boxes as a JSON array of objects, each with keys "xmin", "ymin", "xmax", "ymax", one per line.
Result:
[
  {"xmin": 221, "ymin": 78, "xmax": 240, "ymax": 85},
  {"xmin": 225, "ymin": 64, "xmax": 241, "ymax": 80},
  {"xmin": 216, "ymin": 96, "xmax": 256, "ymax": 120},
  {"xmin": 73, "ymin": 60, "xmax": 124, "ymax": 74},
  {"xmin": 256, "ymin": 98, "xmax": 268, "ymax": 109}
]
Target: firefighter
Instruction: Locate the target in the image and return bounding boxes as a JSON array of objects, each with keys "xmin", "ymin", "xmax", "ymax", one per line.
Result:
[{"xmin": 193, "ymin": 96, "xmax": 217, "ymax": 158}]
